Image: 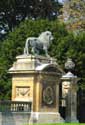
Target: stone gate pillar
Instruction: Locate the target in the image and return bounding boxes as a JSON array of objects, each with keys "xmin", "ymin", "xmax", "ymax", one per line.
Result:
[
  {"xmin": 61, "ymin": 58, "xmax": 79, "ymax": 123},
  {"xmin": 61, "ymin": 72, "xmax": 79, "ymax": 122},
  {"xmin": 9, "ymin": 54, "xmax": 64, "ymax": 123}
]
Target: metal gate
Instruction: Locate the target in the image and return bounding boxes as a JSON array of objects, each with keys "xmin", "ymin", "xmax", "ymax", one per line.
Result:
[{"xmin": 77, "ymin": 89, "xmax": 85, "ymax": 123}]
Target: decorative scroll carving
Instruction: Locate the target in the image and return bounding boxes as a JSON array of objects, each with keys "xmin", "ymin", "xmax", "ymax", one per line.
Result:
[{"xmin": 16, "ymin": 86, "xmax": 30, "ymax": 97}]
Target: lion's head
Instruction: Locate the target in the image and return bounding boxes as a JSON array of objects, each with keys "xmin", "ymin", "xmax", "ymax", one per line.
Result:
[{"xmin": 38, "ymin": 31, "xmax": 54, "ymax": 46}]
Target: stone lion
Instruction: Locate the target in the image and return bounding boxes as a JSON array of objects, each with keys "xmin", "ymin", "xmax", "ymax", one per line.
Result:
[{"xmin": 24, "ymin": 31, "xmax": 53, "ymax": 57}]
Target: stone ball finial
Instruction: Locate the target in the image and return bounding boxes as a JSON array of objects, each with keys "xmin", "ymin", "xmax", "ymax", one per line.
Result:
[{"xmin": 65, "ymin": 58, "xmax": 75, "ymax": 71}]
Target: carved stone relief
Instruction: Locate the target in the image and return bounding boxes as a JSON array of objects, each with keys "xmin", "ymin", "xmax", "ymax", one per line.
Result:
[
  {"xmin": 42, "ymin": 81, "xmax": 56, "ymax": 107},
  {"xmin": 62, "ymin": 81, "xmax": 71, "ymax": 98},
  {"xmin": 16, "ymin": 86, "xmax": 30, "ymax": 97},
  {"xmin": 43, "ymin": 86, "xmax": 54, "ymax": 105}
]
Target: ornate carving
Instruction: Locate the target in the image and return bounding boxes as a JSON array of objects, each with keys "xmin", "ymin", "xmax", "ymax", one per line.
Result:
[
  {"xmin": 43, "ymin": 86, "xmax": 54, "ymax": 105},
  {"xmin": 42, "ymin": 81, "xmax": 56, "ymax": 107},
  {"xmin": 62, "ymin": 82, "xmax": 71, "ymax": 98},
  {"xmin": 16, "ymin": 86, "xmax": 30, "ymax": 97}
]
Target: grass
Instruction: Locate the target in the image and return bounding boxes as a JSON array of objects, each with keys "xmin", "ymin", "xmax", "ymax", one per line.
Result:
[{"xmin": 24, "ymin": 123, "xmax": 85, "ymax": 125}]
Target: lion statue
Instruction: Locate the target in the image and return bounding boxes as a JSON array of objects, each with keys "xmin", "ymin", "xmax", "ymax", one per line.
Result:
[{"xmin": 24, "ymin": 31, "xmax": 53, "ymax": 57}]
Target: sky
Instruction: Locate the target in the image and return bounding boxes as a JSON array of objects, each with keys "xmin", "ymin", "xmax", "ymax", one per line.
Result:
[
  {"xmin": 58, "ymin": 0, "xmax": 63, "ymax": 2},
  {"xmin": 58, "ymin": 0, "xmax": 63, "ymax": 3}
]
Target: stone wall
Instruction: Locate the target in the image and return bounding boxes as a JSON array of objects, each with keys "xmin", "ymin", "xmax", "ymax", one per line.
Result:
[{"xmin": 0, "ymin": 112, "xmax": 30, "ymax": 125}]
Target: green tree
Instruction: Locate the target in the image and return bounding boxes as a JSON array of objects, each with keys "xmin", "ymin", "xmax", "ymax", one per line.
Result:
[{"xmin": 0, "ymin": 0, "xmax": 62, "ymax": 35}]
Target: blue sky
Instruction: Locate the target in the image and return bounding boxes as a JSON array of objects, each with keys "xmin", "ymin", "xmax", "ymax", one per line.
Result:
[{"xmin": 58, "ymin": 0, "xmax": 63, "ymax": 3}]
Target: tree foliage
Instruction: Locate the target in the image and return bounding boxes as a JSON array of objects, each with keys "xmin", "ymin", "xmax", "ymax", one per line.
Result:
[
  {"xmin": 0, "ymin": 19, "xmax": 84, "ymax": 99},
  {"xmin": 59, "ymin": 0, "xmax": 85, "ymax": 32},
  {"xmin": 0, "ymin": 0, "xmax": 62, "ymax": 38}
]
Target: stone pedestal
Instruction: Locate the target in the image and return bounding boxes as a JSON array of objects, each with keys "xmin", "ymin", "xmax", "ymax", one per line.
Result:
[
  {"xmin": 29, "ymin": 112, "xmax": 64, "ymax": 123},
  {"xmin": 9, "ymin": 54, "xmax": 64, "ymax": 123}
]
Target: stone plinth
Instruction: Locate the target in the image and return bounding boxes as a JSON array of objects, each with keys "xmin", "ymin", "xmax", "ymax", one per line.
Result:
[
  {"xmin": 9, "ymin": 54, "xmax": 64, "ymax": 123},
  {"xmin": 9, "ymin": 54, "xmax": 57, "ymax": 72},
  {"xmin": 29, "ymin": 112, "xmax": 64, "ymax": 123}
]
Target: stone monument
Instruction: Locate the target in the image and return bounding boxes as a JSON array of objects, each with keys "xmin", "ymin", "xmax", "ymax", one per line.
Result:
[{"xmin": 9, "ymin": 31, "xmax": 64, "ymax": 123}]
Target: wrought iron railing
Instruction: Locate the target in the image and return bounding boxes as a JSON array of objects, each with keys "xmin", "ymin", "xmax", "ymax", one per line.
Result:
[{"xmin": 0, "ymin": 100, "xmax": 32, "ymax": 112}]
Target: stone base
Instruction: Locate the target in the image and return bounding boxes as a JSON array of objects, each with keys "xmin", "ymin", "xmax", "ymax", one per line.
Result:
[
  {"xmin": 29, "ymin": 112, "xmax": 64, "ymax": 124},
  {"xmin": 65, "ymin": 117, "xmax": 79, "ymax": 123}
]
